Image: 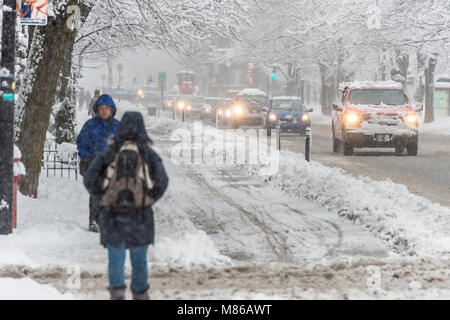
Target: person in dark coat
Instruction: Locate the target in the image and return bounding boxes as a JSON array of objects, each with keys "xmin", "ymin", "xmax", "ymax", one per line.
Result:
[
  {"xmin": 76, "ymin": 94, "xmax": 120, "ymax": 232},
  {"xmin": 88, "ymin": 89, "xmax": 101, "ymax": 116},
  {"xmin": 83, "ymin": 111, "xmax": 169, "ymax": 300}
]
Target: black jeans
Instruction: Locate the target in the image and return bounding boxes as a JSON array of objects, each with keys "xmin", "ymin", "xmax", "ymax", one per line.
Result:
[{"xmin": 89, "ymin": 195, "xmax": 101, "ymax": 226}]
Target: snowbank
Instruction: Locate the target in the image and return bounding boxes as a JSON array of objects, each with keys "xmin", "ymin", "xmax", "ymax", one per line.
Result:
[
  {"xmin": 420, "ymin": 116, "xmax": 450, "ymax": 136},
  {"xmin": 0, "ymin": 278, "xmax": 74, "ymax": 300},
  {"xmin": 251, "ymin": 150, "xmax": 450, "ymax": 257}
]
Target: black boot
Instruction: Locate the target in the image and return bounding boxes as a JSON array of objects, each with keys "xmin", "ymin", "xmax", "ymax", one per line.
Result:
[
  {"xmin": 108, "ymin": 286, "xmax": 126, "ymax": 300},
  {"xmin": 89, "ymin": 221, "xmax": 100, "ymax": 233},
  {"xmin": 132, "ymin": 288, "xmax": 150, "ymax": 300}
]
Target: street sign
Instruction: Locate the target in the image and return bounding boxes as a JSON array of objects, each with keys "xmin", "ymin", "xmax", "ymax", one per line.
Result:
[
  {"xmin": 17, "ymin": 0, "xmax": 48, "ymax": 26},
  {"xmin": 3, "ymin": 93, "xmax": 14, "ymax": 101},
  {"xmin": 159, "ymin": 72, "xmax": 166, "ymax": 82}
]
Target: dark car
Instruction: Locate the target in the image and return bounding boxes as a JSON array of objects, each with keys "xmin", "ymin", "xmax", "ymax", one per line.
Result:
[
  {"xmin": 332, "ymin": 81, "xmax": 423, "ymax": 156},
  {"xmin": 265, "ymin": 97, "xmax": 313, "ymax": 136},
  {"xmin": 219, "ymin": 89, "xmax": 268, "ymax": 129}
]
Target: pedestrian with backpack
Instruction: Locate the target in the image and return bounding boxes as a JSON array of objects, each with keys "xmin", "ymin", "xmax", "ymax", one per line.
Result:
[
  {"xmin": 83, "ymin": 111, "xmax": 169, "ymax": 300},
  {"xmin": 77, "ymin": 94, "xmax": 120, "ymax": 232}
]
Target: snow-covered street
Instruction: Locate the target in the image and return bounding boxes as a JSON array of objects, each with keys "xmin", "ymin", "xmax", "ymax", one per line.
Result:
[
  {"xmin": 1, "ymin": 0, "xmax": 449, "ymax": 302},
  {"xmin": 2, "ymin": 102, "xmax": 450, "ymax": 300}
]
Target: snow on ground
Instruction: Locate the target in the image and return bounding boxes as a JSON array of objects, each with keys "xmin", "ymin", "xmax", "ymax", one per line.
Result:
[
  {"xmin": 1, "ymin": 100, "xmax": 449, "ymax": 299},
  {"xmin": 142, "ymin": 106, "xmax": 450, "ymax": 258},
  {"xmin": 255, "ymin": 150, "xmax": 450, "ymax": 257},
  {"xmin": 420, "ymin": 116, "xmax": 450, "ymax": 136},
  {"xmin": 0, "ymin": 278, "xmax": 75, "ymax": 300}
]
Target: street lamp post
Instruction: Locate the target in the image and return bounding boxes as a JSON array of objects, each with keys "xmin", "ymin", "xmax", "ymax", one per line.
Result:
[
  {"xmin": 117, "ymin": 63, "xmax": 123, "ymax": 102},
  {"xmin": 0, "ymin": 0, "xmax": 17, "ymax": 235}
]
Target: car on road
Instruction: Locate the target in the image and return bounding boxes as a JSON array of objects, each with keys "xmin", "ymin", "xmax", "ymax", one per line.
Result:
[
  {"xmin": 219, "ymin": 88, "xmax": 268, "ymax": 129},
  {"xmin": 264, "ymin": 96, "xmax": 313, "ymax": 136},
  {"xmin": 332, "ymin": 81, "xmax": 423, "ymax": 156},
  {"xmin": 174, "ymin": 95, "xmax": 205, "ymax": 119}
]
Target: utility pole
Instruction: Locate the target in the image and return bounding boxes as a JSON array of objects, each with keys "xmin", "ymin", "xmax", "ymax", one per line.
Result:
[
  {"xmin": 271, "ymin": 67, "xmax": 277, "ymax": 99},
  {"xmin": 0, "ymin": 0, "xmax": 17, "ymax": 235}
]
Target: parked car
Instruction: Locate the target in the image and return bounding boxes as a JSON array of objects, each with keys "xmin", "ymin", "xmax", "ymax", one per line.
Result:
[
  {"xmin": 332, "ymin": 81, "xmax": 423, "ymax": 156},
  {"xmin": 264, "ymin": 96, "xmax": 313, "ymax": 136}
]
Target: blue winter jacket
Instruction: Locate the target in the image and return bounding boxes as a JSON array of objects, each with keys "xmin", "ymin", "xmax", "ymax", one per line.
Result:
[{"xmin": 76, "ymin": 104, "xmax": 120, "ymax": 160}]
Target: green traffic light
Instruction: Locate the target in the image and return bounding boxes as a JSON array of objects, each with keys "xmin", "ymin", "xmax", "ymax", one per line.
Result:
[{"xmin": 271, "ymin": 73, "xmax": 276, "ymax": 79}]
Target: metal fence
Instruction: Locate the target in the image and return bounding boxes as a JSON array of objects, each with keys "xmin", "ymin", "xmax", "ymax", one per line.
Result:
[{"xmin": 42, "ymin": 143, "xmax": 79, "ymax": 180}]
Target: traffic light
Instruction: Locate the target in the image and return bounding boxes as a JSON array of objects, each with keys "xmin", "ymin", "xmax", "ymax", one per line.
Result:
[{"xmin": 271, "ymin": 71, "xmax": 277, "ymax": 79}]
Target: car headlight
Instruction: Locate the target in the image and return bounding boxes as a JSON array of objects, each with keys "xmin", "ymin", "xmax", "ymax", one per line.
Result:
[
  {"xmin": 302, "ymin": 114, "xmax": 310, "ymax": 122},
  {"xmin": 205, "ymin": 108, "xmax": 211, "ymax": 113},
  {"xmin": 406, "ymin": 113, "xmax": 418, "ymax": 125},
  {"xmin": 218, "ymin": 109, "xmax": 224, "ymax": 116},
  {"xmin": 268, "ymin": 113, "xmax": 277, "ymax": 121},
  {"xmin": 344, "ymin": 112, "xmax": 361, "ymax": 125},
  {"xmin": 177, "ymin": 101, "xmax": 185, "ymax": 110},
  {"xmin": 233, "ymin": 106, "xmax": 243, "ymax": 116},
  {"xmin": 225, "ymin": 110, "xmax": 232, "ymax": 118},
  {"xmin": 187, "ymin": 105, "xmax": 192, "ymax": 111}
]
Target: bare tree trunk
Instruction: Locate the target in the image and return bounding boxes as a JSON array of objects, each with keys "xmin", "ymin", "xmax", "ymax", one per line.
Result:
[
  {"xmin": 414, "ymin": 50, "xmax": 426, "ymax": 103},
  {"xmin": 320, "ymin": 64, "xmax": 333, "ymax": 116},
  {"xmin": 17, "ymin": 1, "xmax": 76, "ymax": 197},
  {"xmin": 424, "ymin": 53, "xmax": 438, "ymax": 123},
  {"xmin": 393, "ymin": 49, "xmax": 409, "ymax": 88}
]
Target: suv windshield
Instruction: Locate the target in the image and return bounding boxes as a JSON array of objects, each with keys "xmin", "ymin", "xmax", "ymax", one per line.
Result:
[
  {"xmin": 272, "ymin": 99, "xmax": 306, "ymax": 112},
  {"xmin": 237, "ymin": 95, "xmax": 268, "ymax": 107},
  {"xmin": 349, "ymin": 89, "xmax": 408, "ymax": 106}
]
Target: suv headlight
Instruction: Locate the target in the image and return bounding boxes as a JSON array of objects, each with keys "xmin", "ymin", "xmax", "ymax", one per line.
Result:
[
  {"xmin": 406, "ymin": 113, "xmax": 418, "ymax": 126},
  {"xmin": 344, "ymin": 112, "xmax": 361, "ymax": 125}
]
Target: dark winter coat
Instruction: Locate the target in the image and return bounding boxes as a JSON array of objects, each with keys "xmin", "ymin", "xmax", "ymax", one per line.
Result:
[
  {"xmin": 83, "ymin": 112, "xmax": 169, "ymax": 248},
  {"xmin": 76, "ymin": 97, "xmax": 120, "ymax": 160}
]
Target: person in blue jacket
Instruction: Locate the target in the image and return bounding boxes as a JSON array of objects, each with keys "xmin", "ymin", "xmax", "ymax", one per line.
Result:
[
  {"xmin": 83, "ymin": 112, "xmax": 169, "ymax": 300},
  {"xmin": 76, "ymin": 94, "xmax": 120, "ymax": 232}
]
